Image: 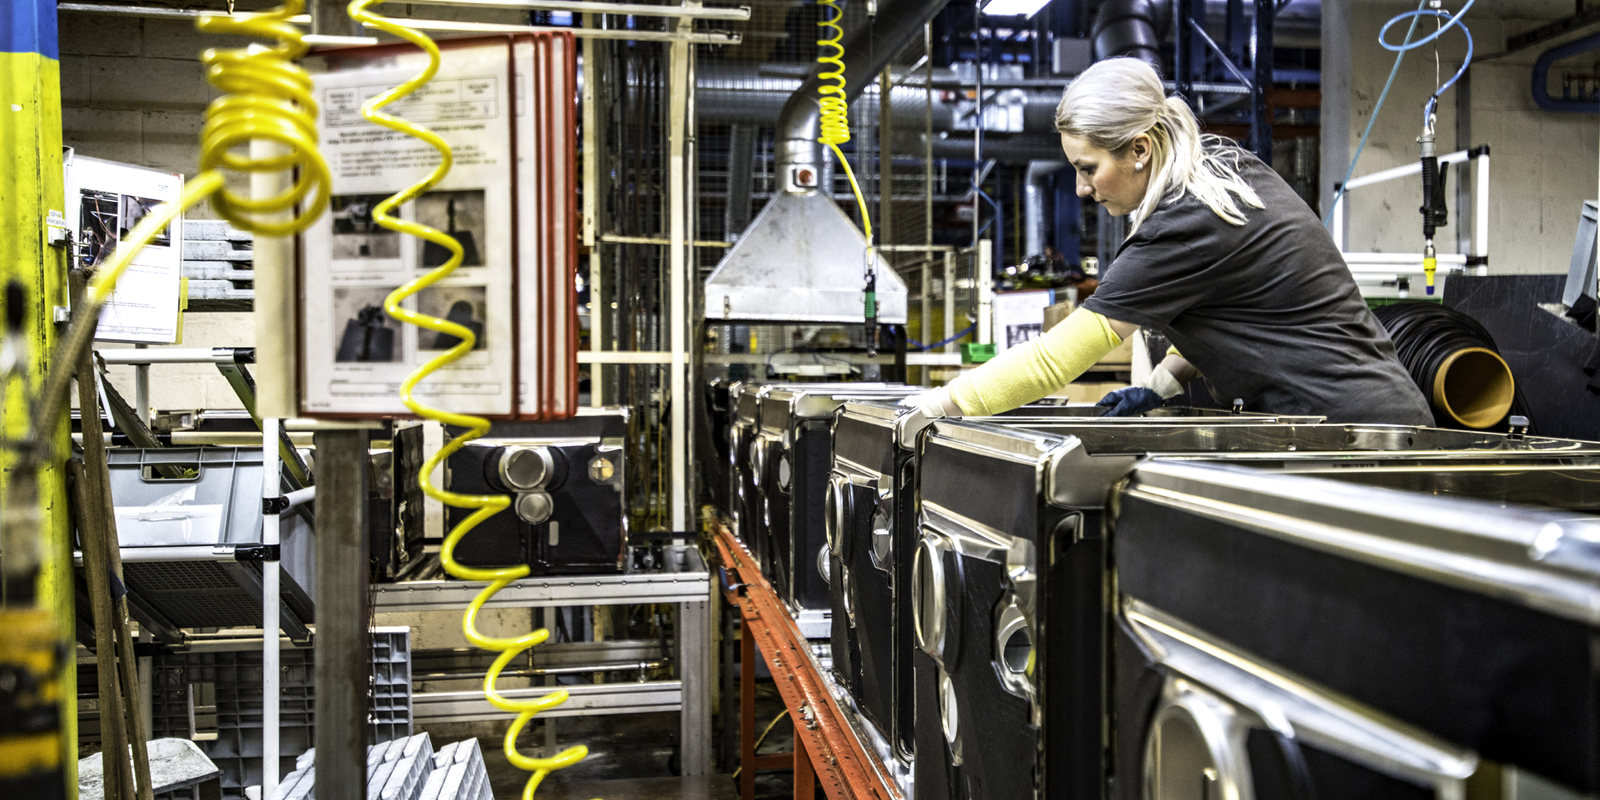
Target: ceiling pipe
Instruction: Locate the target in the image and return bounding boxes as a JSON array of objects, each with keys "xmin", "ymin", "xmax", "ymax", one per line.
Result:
[
  {"xmin": 1532, "ymin": 32, "xmax": 1600, "ymax": 113},
  {"xmin": 774, "ymin": 0, "xmax": 955, "ymax": 195}
]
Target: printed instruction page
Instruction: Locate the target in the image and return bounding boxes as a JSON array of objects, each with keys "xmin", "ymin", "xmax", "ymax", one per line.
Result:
[
  {"xmin": 67, "ymin": 155, "xmax": 185, "ymax": 344},
  {"xmin": 302, "ymin": 40, "xmax": 516, "ymax": 417}
]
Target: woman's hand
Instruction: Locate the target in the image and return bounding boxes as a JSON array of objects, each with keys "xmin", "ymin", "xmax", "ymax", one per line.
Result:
[
  {"xmin": 1096, "ymin": 386, "xmax": 1165, "ymax": 416},
  {"xmin": 902, "ymin": 387, "xmax": 962, "ymax": 420}
]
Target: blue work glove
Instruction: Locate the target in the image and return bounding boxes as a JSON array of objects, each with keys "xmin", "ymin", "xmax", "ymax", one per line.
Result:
[{"xmin": 1096, "ymin": 386, "xmax": 1165, "ymax": 417}]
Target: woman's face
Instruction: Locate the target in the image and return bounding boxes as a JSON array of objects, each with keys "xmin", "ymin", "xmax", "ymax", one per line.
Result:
[{"xmin": 1060, "ymin": 133, "xmax": 1151, "ymax": 217}]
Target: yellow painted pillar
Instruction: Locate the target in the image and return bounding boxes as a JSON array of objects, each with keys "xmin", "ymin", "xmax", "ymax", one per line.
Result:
[{"xmin": 0, "ymin": 0, "xmax": 75, "ymax": 796}]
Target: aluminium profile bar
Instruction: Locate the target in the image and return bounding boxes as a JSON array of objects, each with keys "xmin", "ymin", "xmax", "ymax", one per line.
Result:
[
  {"xmin": 58, "ymin": 4, "xmax": 740, "ymax": 43},
  {"xmin": 402, "ymin": 0, "xmax": 750, "ymax": 21},
  {"xmin": 413, "ymin": 681, "xmax": 683, "ymax": 724}
]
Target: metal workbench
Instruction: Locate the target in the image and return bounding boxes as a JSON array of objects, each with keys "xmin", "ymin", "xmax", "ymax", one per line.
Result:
[{"xmin": 372, "ymin": 544, "xmax": 714, "ymax": 776}]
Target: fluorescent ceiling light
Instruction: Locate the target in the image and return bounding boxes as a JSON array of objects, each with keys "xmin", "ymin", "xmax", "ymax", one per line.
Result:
[{"xmin": 981, "ymin": 0, "xmax": 1051, "ymax": 17}]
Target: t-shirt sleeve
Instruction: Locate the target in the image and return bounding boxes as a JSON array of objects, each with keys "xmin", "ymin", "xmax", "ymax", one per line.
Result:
[{"xmin": 1081, "ymin": 229, "xmax": 1206, "ymax": 332}]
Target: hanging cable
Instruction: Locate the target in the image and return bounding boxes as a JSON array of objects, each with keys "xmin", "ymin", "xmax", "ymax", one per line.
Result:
[
  {"xmin": 907, "ymin": 324, "xmax": 976, "ymax": 352},
  {"xmin": 1321, "ymin": 0, "xmax": 1430, "ymax": 229},
  {"xmin": 345, "ymin": 2, "xmax": 590, "ymax": 797},
  {"xmin": 816, "ymin": 0, "xmax": 880, "ymax": 355},
  {"xmin": 26, "ymin": 0, "xmax": 330, "ymax": 462},
  {"xmin": 1373, "ymin": 302, "xmax": 1528, "ymax": 430}
]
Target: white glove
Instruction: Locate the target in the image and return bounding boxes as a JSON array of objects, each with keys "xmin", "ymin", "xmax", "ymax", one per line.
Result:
[
  {"xmin": 902, "ymin": 387, "xmax": 961, "ymax": 420},
  {"xmin": 1142, "ymin": 365, "xmax": 1185, "ymax": 400}
]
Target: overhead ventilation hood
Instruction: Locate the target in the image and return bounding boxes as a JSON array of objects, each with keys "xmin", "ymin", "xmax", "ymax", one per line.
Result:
[
  {"xmin": 703, "ymin": 192, "xmax": 907, "ymax": 324},
  {"xmin": 702, "ymin": 0, "xmax": 949, "ymax": 326}
]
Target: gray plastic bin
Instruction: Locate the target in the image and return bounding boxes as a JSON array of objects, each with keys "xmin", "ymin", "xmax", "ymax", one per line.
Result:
[{"xmin": 105, "ymin": 447, "xmax": 315, "ymax": 636}]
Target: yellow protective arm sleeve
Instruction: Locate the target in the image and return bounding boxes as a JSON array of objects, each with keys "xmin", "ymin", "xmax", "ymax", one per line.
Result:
[{"xmin": 947, "ymin": 308, "xmax": 1123, "ymax": 416}]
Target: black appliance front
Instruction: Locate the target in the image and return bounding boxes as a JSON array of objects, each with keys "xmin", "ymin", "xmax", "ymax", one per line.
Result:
[
  {"xmin": 911, "ymin": 426, "xmax": 1103, "ymax": 800},
  {"xmin": 1112, "ymin": 460, "xmax": 1600, "ymax": 796},
  {"xmin": 444, "ymin": 412, "xmax": 628, "ymax": 575},
  {"xmin": 1112, "ymin": 598, "xmax": 1477, "ymax": 800}
]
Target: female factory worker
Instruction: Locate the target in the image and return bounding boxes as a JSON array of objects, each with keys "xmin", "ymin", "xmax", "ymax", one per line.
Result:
[{"xmin": 912, "ymin": 58, "xmax": 1433, "ymax": 425}]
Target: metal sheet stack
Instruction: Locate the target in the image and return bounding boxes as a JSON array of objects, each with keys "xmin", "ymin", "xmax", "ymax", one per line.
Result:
[
  {"xmin": 710, "ymin": 390, "xmax": 1600, "ymax": 800},
  {"xmin": 268, "ymin": 733, "xmax": 485, "ymax": 800}
]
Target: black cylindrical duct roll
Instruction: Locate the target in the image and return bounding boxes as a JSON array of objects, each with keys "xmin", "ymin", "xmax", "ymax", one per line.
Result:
[
  {"xmin": 1091, "ymin": 0, "xmax": 1168, "ymax": 69},
  {"xmin": 1373, "ymin": 302, "xmax": 1526, "ymax": 430}
]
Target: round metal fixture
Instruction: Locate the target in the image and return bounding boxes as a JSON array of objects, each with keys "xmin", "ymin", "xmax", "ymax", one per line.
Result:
[
  {"xmin": 824, "ymin": 475, "xmax": 852, "ymax": 558},
  {"xmin": 750, "ymin": 439, "xmax": 767, "ymax": 487},
  {"xmin": 996, "ymin": 605, "xmax": 1033, "ymax": 676},
  {"xmin": 776, "ymin": 449, "xmax": 793, "ymax": 492},
  {"xmin": 1144, "ymin": 684, "xmax": 1247, "ymax": 800},
  {"xmin": 870, "ymin": 507, "xmax": 893, "ymax": 569},
  {"xmin": 840, "ymin": 559, "xmax": 854, "ymax": 625},
  {"xmin": 912, "ymin": 536, "xmax": 948, "ymax": 658},
  {"xmin": 514, "ymin": 491, "xmax": 555, "ymax": 525},
  {"xmin": 588, "ymin": 455, "xmax": 616, "ymax": 483},
  {"xmin": 498, "ymin": 445, "xmax": 556, "ymax": 491},
  {"xmin": 818, "ymin": 542, "xmax": 832, "ymax": 586},
  {"xmin": 939, "ymin": 672, "xmax": 960, "ymax": 747}
]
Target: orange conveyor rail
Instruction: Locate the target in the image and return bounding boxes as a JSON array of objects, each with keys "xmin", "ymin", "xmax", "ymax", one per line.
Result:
[{"xmin": 712, "ymin": 521, "xmax": 901, "ymax": 800}]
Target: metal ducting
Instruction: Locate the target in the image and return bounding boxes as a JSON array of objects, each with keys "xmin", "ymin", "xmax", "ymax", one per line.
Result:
[
  {"xmin": 704, "ymin": 0, "xmax": 953, "ymax": 324},
  {"xmin": 1025, "ymin": 161, "xmax": 1068, "ymax": 259},
  {"xmin": 1091, "ymin": 0, "xmax": 1170, "ymax": 69}
]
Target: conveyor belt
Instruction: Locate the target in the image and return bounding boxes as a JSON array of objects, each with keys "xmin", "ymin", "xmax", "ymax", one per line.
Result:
[{"xmin": 713, "ymin": 521, "xmax": 901, "ymax": 800}]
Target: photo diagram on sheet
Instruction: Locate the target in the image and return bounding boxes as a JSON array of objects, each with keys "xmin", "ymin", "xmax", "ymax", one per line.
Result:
[
  {"xmin": 79, "ymin": 189, "xmax": 171, "ymax": 267},
  {"xmin": 333, "ymin": 285, "xmax": 405, "ymax": 363},
  {"xmin": 417, "ymin": 285, "xmax": 488, "ymax": 351},
  {"xmin": 330, "ymin": 193, "xmax": 402, "ymax": 260},
  {"xmin": 415, "ymin": 189, "xmax": 485, "ymax": 268}
]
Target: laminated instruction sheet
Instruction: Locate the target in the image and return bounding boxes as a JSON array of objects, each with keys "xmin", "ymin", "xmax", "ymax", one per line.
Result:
[
  {"xmin": 66, "ymin": 154, "xmax": 186, "ymax": 344},
  {"xmin": 302, "ymin": 39, "xmax": 516, "ymax": 417}
]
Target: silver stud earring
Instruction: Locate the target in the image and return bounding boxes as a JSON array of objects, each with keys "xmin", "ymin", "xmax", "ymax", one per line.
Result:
[{"xmin": 1134, "ymin": 162, "xmax": 1145, "ymax": 172}]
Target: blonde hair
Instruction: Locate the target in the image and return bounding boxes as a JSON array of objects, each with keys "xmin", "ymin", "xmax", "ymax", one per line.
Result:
[{"xmin": 1055, "ymin": 58, "xmax": 1263, "ymax": 236}]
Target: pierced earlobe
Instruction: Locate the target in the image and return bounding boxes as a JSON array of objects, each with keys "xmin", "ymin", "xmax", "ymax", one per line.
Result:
[{"xmin": 1134, "ymin": 162, "xmax": 1145, "ymax": 172}]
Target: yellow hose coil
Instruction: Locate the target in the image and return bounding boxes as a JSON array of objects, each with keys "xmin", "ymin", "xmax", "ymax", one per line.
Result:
[
  {"xmin": 81, "ymin": 0, "xmax": 331, "ymax": 311},
  {"xmin": 815, "ymin": 0, "xmax": 873, "ymax": 244},
  {"xmin": 345, "ymin": 3, "xmax": 589, "ymax": 797}
]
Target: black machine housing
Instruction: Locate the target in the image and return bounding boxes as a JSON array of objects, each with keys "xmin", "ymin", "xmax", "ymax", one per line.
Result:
[
  {"xmin": 753, "ymin": 385, "xmax": 916, "ymax": 618},
  {"xmin": 911, "ymin": 419, "xmax": 1600, "ymax": 800},
  {"xmin": 444, "ymin": 408, "xmax": 629, "ymax": 574},
  {"xmin": 1112, "ymin": 457, "xmax": 1600, "ymax": 800}
]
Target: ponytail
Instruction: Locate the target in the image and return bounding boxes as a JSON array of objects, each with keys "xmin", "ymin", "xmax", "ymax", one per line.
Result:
[{"xmin": 1056, "ymin": 59, "xmax": 1264, "ymax": 236}]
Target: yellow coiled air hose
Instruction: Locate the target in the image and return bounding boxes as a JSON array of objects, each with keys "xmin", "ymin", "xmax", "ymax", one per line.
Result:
[
  {"xmin": 345, "ymin": 3, "xmax": 589, "ymax": 797},
  {"xmin": 815, "ymin": 0, "xmax": 873, "ymax": 236},
  {"xmin": 816, "ymin": 0, "xmax": 878, "ymax": 326},
  {"xmin": 32, "ymin": 0, "xmax": 329, "ymax": 454}
]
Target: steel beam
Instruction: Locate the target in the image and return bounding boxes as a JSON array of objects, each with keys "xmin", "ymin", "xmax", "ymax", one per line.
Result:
[
  {"xmin": 372, "ymin": 546, "xmax": 709, "ymax": 611},
  {"xmin": 1250, "ymin": 0, "xmax": 1275, "ymax": 162},
  {"xmin": 679, "ymin": 598, "xmax": 712, "ymax": 776},
  {"xmin": 313, "ymin": 430, "xmax": 370, "ymax": 800}
]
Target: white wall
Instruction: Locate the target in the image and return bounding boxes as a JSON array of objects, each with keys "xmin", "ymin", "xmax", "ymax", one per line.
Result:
[{"xmin": 1327, "ymin": 0, "xmax": 1598, "ymax": 274}]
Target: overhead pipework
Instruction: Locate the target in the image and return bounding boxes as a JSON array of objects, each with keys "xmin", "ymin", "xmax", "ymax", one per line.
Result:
[
  {"xmin": 1091, "ymin": 0, "xmax": 1170, "ymax": 68},
  {"xmin": 704, "ymin": 0, "xmax": 952, "ymax": 325}
]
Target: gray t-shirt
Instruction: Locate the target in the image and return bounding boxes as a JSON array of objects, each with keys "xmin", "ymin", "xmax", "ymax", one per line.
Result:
[{"xmin": 1083, "ymin": 148, "xmax": 1433, "ymax": 425}]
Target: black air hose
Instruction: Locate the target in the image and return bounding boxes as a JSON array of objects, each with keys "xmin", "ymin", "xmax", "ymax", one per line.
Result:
[{"xmin": 1373, "ymin": 302, "xmax": 1531, "ymax": 430}]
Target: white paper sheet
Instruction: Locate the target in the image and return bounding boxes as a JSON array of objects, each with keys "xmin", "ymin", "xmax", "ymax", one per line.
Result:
[{"xmin": 66, "ymin": 155, "xmax": 185, "ymax": 344}]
